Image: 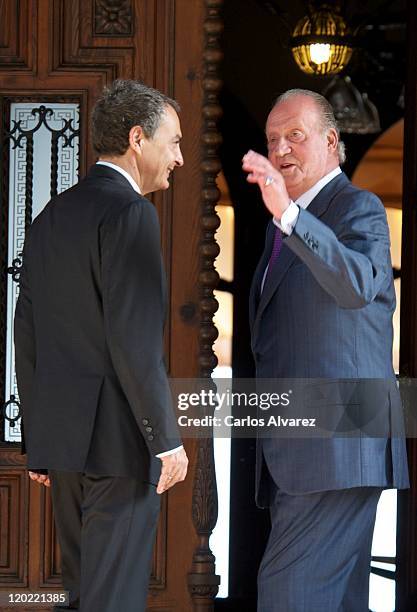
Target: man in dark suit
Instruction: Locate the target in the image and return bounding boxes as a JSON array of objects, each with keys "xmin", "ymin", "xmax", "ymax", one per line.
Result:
[
  {"xmin": 14, "ymin": 79, "xmax": 188, "ymax": 612},
  {"xmin": 242, "ymin": 89, "xmax": 409, "ymax": 611}
]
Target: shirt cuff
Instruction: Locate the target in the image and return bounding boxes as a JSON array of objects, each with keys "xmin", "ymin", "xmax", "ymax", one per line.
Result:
[
  {"xmin": 156, "ymin": 445, "xmax": 184, "ymax": 458},
  {"xmin": 273, "ymin": 201, "xmax": 299, "ymax": 235}
]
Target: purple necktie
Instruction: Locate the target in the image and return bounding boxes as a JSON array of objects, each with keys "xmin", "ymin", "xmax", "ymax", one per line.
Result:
[{"xmin": 266, "ymin": 227, "xmax": 283, "ymax": 281}]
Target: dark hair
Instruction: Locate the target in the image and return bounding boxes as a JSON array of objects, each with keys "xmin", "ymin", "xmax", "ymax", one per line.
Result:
[
  {"xmin": 274, "ymin": 89, "xmax": 346, "ymax": 164},
  {"xmin": 91, "ymin": 79, "xmax": 180, "ymax": 156}
]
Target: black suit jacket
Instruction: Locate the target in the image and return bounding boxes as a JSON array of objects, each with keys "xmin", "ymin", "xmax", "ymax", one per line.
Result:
[{"xmin": 14, "ymin": 164, "xmax": 181, "ymax": 482}]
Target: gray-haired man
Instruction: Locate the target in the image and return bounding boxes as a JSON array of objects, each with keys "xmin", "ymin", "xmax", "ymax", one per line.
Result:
[{"xmin": 243, "ymin": 89, "xmax": 409, "ymax": 611}]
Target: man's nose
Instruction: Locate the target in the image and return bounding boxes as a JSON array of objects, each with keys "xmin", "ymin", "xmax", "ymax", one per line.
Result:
[
  {"xmin": 176, "ymin": 147, "xmax": 184, "ymax": 167},
  {"xmin": 274, "ymin": 139, "xmax": 292, "ymax": 157}
]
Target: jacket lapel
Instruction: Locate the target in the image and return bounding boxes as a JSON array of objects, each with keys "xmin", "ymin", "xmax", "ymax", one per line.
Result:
[
  {"xmin": 251, "ymin": 173, "xmax": 350, "ymax": 345},
  {"xmin": 249, "ymin": 220, "xmax": 275, "ymax": 330}
]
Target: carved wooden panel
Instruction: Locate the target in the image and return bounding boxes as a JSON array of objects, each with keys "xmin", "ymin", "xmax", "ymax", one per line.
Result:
[
  {"xmin": 0, "ymin": 0, "xmax": 35, "ymax": 70},
  {"xmin": 50, "ymin": 0, "xmax": 135, "ymax": 79},
  {"xmin": 0, "ymin": 468, "xmax": 28, "ymax": 586},
  {"xmin": 94, "ymin": 0, "xmax": 134, "ymax": 36},
  {"xmin": 40, "ymin": 488, "xmax": 61, "ymax": 585}
]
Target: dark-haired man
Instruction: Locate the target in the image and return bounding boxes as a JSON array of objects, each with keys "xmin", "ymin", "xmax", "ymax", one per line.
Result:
[
  {"xmin": 243, "ymin": 89, "xmax": 409, "ymax": 611},
  {"xmin": 14, "ymin": 80, "xmax": 187, "ymax": 612}
]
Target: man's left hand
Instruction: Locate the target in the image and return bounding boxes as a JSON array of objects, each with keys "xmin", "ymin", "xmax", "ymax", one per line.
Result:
[
  {"xmin": 242, "ymin": 150, "xmax": 291, "ymax": 220},
  {"xmin": 28, "ymin": 471, "xmax": 51, "ymax": 487},
  {"xmin": 157, "ymin": 447, "xmax": 188, "ymax": 494}
]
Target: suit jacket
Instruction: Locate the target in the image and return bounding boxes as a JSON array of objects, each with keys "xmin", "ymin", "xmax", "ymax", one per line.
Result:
[
  {"xmin": 14, "ymin": 164, "xmax": 181, "ymax": 482},
  {"xmin": 249, "ymin": 172, "xmax": 409, "ymax": 505}
]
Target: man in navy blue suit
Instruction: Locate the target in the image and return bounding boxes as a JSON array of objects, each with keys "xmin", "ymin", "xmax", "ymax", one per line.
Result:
[{"xmin": 243, "ymin": 89, "xmax": 409, "ymax": 611}]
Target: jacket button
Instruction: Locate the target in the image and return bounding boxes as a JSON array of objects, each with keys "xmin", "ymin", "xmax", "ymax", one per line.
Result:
[
  {"xmin": 142, "ymin": 418, "xmax": 149, "ymax": 425},
  {"xmin": 145, "ymin": 426, "xmax": 153, "ymax": 433},
  {"xmin": 148, "ymin": 434, "xmax": 154, "ymax": 441}
]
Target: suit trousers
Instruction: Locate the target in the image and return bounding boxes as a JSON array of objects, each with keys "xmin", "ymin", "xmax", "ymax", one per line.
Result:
[
  {"xmin": 257, "ymin": 477, "xmax": 382, "ymax": 612},
  {"xmin": 49, "ymin": 470, "xmax": 161, "ymax": 612}
]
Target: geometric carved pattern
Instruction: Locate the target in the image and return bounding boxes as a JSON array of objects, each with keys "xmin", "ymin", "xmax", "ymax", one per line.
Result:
[
  {"xmin": 3, "ymin": 102, "xmax": 80, "ymax": 444},
  {"xmin": 94, "ymin": 0, "xmax": 133, "ymax": 36},
  {"xmin": 0, "ymin": 471, "xmax": 28, "ymax": 586}
]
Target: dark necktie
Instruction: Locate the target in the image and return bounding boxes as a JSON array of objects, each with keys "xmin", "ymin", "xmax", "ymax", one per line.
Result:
[{"xmin": 265, "ymin": 227, "xmax": 283, "ymax": 282}]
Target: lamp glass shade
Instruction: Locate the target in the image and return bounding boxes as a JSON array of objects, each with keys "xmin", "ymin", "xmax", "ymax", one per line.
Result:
[
  {"xmin": 291, "ymin": 6, "xmax": 353, "ymax": 76},
  {"xmin": 310, "ymin": 43, "xmax": 331, "ymax": 64}
]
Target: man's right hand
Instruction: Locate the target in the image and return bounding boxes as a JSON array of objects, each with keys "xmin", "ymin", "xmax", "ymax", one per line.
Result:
[
  {"xmin": 242, "ymin": 150, "xmax": 291, "ymax": 220},
  {"xmin": 157, "ymin": 447, "xmax": 188, "ymax": 494}
]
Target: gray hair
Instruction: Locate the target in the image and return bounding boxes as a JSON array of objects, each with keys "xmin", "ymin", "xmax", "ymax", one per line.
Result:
[
  {"xmin": 273, "ymin": 88, "xmax": 346, "ymax": 165},
  {"xmin": 92, "ymin": 79, "xmax": 180, "ymax": 156}
]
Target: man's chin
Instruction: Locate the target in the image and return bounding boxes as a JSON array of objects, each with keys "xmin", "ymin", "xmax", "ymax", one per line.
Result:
[
  {"xmin": 283, "ymin": 175, "xmax": 300, "ymax": 189},
  {"xmin": 161, "ymin": 175, "xmax": 171, "ymax": 190},
  {"xmin": 146, "ymin": 180, "xmax": 170, "ymax": 194},
  {"xmin": 284, "ymin": 177, "xmax": 304, "ymax": 200}
]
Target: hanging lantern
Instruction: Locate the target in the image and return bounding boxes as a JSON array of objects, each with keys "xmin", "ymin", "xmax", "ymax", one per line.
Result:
[
  {"xmin": 322, "ymin": 76, "xmax": 381, "ymax": 134},
  {"xmin": 291, "ymin": 3, "xmax": 354, "ymax": 76}
]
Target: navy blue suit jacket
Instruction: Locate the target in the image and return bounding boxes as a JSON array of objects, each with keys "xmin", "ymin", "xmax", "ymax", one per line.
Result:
[{"xmin": 249, "ymin": 172, "xmax": 409, "ymax": 505}]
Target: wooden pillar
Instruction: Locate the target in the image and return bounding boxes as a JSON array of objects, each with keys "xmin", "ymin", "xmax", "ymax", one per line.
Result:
[
  {"xmin": 397, "ymin": 0, "xmax": 417, "ymax": 610},
  {"xmin": 187, "ymin": 0, "xmax": 223, "ymax": 609}
]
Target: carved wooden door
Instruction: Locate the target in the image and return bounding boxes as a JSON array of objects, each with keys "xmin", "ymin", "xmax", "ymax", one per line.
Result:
[{"xmin": 0, "ymin": 1, "xmax": 222, "ymax": 610}]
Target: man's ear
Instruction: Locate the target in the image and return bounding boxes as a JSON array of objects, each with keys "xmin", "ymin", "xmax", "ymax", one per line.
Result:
[
  {"xmin": 327, "ymin": 128, "xmax": 338, "ymax": 153},
  {"xmin": 129, "ymin": 126, "xmax": 145, "ymax": 151}
]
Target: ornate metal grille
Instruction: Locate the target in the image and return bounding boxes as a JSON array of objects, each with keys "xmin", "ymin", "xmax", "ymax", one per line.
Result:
[{"xmin": 1, "ymin": 101, "xmax": 80, "ymax": 443}]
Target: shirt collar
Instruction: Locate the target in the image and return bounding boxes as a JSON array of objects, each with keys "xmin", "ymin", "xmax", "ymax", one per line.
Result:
[
  {"xmin": 295, "ymin": 167, "xmax": 342, "ymax": 210},
  {"xmin": 96, "ymin": 161, "xmax": 142, "ymax": 194}
]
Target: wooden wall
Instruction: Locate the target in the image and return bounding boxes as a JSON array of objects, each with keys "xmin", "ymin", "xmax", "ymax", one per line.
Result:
[{"xmin": 0, "ymin": 1, "xmax": 223, "ymax": 610}]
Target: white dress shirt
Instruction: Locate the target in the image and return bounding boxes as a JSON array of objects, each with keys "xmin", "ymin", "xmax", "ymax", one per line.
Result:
[
  {"xmin": 96, "ymin": 160, "xmax": 142, "ymax": 194},
  {"xmin": 261, "ymin": 167, "xmax": 342, "ymax": 292},
  {"xmin": 96, "ymin": 162, "xmax": 183, "ymax": 459}
]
